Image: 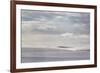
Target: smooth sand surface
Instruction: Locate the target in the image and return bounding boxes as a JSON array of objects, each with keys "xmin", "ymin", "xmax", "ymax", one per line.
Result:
[{"xmin": 21, "ymin": 48, "xmax": 90, "ymax": 63}]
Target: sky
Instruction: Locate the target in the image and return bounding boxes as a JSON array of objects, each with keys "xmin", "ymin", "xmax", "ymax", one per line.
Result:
[{"xmin": 21, "ymin": 9, "xmax": 90, "ymax": 51}]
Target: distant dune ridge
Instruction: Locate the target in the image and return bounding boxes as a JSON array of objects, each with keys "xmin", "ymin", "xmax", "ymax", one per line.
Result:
[
  {"xmin": 22, "ymin": 45, "xmax": 90, "ymax": 51},
  {"xmin": 58, "ymin": 46, "xmax": 72, "ymax": 48},
  {"xmin": 57, "ymin": 46, "xmax": 90, "ymax": 51}
]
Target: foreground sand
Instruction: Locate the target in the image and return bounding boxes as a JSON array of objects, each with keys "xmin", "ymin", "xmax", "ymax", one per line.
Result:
[{"xmin": 21, "ymin": 48, "xmax": 90, "ymax": 63}]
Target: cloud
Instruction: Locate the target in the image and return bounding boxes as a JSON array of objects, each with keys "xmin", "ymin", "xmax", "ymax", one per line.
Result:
[
  {"xmin": 38, "ymin": 25, "xmax": 57, "ymax": 30},
  {"xmin": 21, "ymin": 10, "xmax": 90, "ymax": 50},
  {"xmin": 60, "ymin": 32, "xmax": 89, "ymax": 39},
  {"xmin": 22, "ymin": 20, "xmax": 59, "ymax": 34},
  {"xmin": 61, "ymin": 32, "xmax": 73, "ymax": 37},
  {"xmin": 21, "ymin": 9, "xmax": 90, "ymax": 35}
]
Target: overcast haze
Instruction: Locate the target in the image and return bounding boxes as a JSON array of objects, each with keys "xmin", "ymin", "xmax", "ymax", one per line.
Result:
[{"xmin": 21, "ymin": 9, "xmax": 90, "ymax": 51}]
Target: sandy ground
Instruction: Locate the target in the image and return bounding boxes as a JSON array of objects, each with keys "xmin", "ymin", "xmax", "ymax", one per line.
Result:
[{"xmin": 21, "ymin": 48, "xmax": 90, "ymax": 63}]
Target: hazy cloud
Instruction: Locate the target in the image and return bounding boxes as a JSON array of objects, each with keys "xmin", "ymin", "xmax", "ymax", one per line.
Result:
[
  {"xmin": 21, "ymin": 9, "xmax": 90, "ymax": 35},
  {"xmin": 21, "ymin": 9, "xmax": 90, "ymax": 50}
]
